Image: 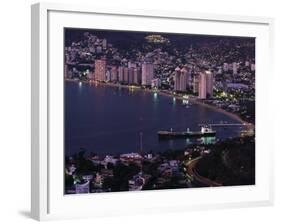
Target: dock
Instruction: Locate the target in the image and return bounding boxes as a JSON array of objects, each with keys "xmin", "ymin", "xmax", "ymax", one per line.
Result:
[{"xmin": 158, "ymin": 127, "xmax": 216, "ymax": 140}]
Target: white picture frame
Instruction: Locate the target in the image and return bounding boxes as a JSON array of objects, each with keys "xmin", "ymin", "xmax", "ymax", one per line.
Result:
[{"xmin": 31, "ymin": 2, "xmax": 274, "ymax": 221}]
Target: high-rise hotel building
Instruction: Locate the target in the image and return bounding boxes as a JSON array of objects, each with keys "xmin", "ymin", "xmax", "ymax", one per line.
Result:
[
  {"xmin": 123, "ymin": 67, "xmax": 129, "ymax": 84},
  {"xmin": 174, "ymin": 67, "xmax": 181, "ymax": 91},
  {"xmin": 128, "ymin": 67, "xmax": 134, "ymax": 85},
  {"xmin": 174, "ymin": 67, "xmax": 189, "ymax": 92},
  {"xmin": 198, "ymin": 70, "xmax": 214, "ymax": 99},
  {"xmin": 133, "ymin": 67, "xmax": 141, "ymax": 85},
  {"xmin": 206, "ymin": 70, "xmax": 214, "ymax": 97},
  {"xmin": 193, "ymin": 74, "xmax": 199, "ymax": 94},
  {"xmin": 94, "ymin": 59, "xmax": 106, "ymax": 81},
  {"xmin": 198, "ymin": 72, "xmax": 207, "ymax": 99},
  {"xmin": 118, "ymin": 66, "xmax": 124, "ymax": 82},
  {"xmin": 141, "ymin": 62, "xmax": 154, "ymax": 86}
]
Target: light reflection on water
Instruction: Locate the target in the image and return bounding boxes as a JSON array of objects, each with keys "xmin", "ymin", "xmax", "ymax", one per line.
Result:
[{"xmin": 65, "ymin": 81, "xmax": 244, "ymax": 155}]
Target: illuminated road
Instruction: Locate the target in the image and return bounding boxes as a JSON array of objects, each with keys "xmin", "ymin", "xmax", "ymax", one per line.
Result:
[{"xmin": 184, "ymin": 157, "xmax": 222, "ymax": 187}]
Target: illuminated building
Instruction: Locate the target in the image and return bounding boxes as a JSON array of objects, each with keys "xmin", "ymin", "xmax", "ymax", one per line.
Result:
[
  {"xmin": 141, "ymin": 62, "xmax": 154, "ymax": 86},
  {"xmin": 180, "ymin": 67, "xmax": 188, "ymax": 91},
  {"xmin": 123, "ymin": 67, "xmax": 129, "ymax": 84},
  {"xmin": 174, "ymin": 67, "xmax": 181, "ymax": 91},
  {"xmin": 64, "ymin": 64, "xmax": 70, "ymax": 79},
  {"xmin": 128, "ymin": 67, "xmax": 134, "ymax": 85},
  {"xmin": 128, "ymin": 62, "xmax": 137, "ymax": 84},
  {"xmin": 174, "ymin": 67, "xmax": 189, "ymax": 91},
  {"xmin": 133, "ymin": 67, "xmax": 141, "ymax": 85},
  {"xmin": 106, "ymin": 70, "xmax": 111, "ymax": 82},
  {"xmin": 233, "ymin": 62, "xmax": 238, "ymax": 75},
  {"xmin": 151, "ymin": 78, "xmax": 161, "ymax": 88},
  {"xmin": 102, "ymin": 39, "xmax": 107, "ymax": 49},
  {"xmin": 206, "ymin": 70, "xmax": 214, "ymax": 97},
  {"xmin": 87, "ymin": 69, "xmax": 94, "ymax": 80},
  {"xmin": 120, "ymin": 153, "xmax": 143, "ymax": 161},
  {"xmin": 198, "ymin": 72, "xmax": 207, "ymax": 99},
  {"xmin": 96, "ymin": 46, "xmax": 102, "ymax": 53},
  {"xmin": 186, "ymin": 66, "xmax": 192, "ymax": 89},
  {"xmin": 128, "ymin": 61, "xmax": 136, "ymax": 69},
  {"xmin": 223, "ymin": 62, "xmax": 229, "ymax": 72},
  {"xmin": 94, "ymin": 59, "xmax": 106, "ymax": 81},
  {"xmin": 111, "ymin": 66, "xmax": 118, "ymax": 82},
  {"xmin": 193, "ymin": 74, "xmax": 199, "ymax": 94},
  {"xmin": 251, "ymin": 63, "xmax": 255, "ymax": 71},
  {"xmin": 198, "ymin": 70, "xmax": 214, "ymax": 99},
  {"xmin": 118, "ymin": 66, "xmax": 124, "ymax": 82},
  {"xmin": 217, "ymin": 67, "xmax": 223, "ymax": 74}
]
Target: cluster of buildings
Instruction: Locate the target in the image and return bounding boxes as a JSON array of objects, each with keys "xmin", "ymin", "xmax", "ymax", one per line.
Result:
[
  {"xmin": 64, "ymin": 31, "xmax": 255, "ymax": 118},
  {"xmin": 66, "ymin": 57, "xmax": 217, "ymax": 99},
  {"xmin": 65, "ymin": 143, "xmax": 215, "ymax": 194},
  {"xmin": 90, "ymin": 59, "xmax": 155, "ymax": 87},
  {"xmin": 173, "ymin": 66, "xmax": 214, "ymax": 99},
  {"xmin": 65, "ymin": 152, "xmax": 152, "ymax": 194}
]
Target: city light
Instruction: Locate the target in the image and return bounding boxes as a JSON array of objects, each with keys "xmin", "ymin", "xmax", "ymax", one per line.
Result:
[
  {"xmin": 64, "ymin": 28, "xmax": 256, "ymax": 194},
  {"xmin": 153, "ymin": 92, "xmax": 158, "ymax": 100}
]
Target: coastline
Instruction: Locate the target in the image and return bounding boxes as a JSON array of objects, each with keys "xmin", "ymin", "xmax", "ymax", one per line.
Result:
[{"xmin": 65, "ymin": 79, "xmax": 254, "ymax": 130}]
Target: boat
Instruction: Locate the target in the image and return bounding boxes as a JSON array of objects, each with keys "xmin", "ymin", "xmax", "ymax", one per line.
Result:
[{"xmin": 158, "ymin": 126, "xmax": 216, "ymax": 140}]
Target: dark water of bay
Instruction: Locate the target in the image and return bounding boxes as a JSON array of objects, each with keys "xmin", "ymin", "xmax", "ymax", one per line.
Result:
[{"xmin": 65, "ymin": 81, "xmax": 244, "ymax": 156}]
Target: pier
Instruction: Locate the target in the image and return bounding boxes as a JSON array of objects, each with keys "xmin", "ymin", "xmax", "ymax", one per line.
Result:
[{"xmin": 198, "ymin": 123, "xmax": 251, "ymax": 127}]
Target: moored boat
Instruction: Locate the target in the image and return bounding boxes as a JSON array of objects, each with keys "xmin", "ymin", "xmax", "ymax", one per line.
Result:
[{"xmin": 158, "ymin": 126, "xmax": 216, "ymax": 139}]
